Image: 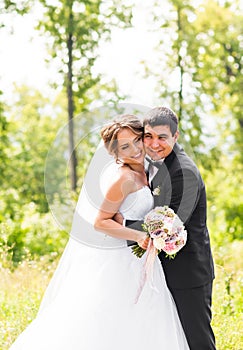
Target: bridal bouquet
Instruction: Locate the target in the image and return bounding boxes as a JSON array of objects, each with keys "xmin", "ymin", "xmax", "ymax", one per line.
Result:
[
  {"xmin": 133, "ymin": 206, "xmax": 187, "ymax": 303},
  {"xmin": 132, "ymin": 206, "xmax": 187, "ymax": 259}
]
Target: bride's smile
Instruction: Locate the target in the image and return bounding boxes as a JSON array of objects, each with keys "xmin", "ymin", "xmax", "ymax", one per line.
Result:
[{"xmin": 117, "ymin": 128, "xmax": 145, "ymax": 165}]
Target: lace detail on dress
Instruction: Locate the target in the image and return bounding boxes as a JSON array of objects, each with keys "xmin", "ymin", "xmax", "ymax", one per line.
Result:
[{"xmin": 119, "ymin": 186, "xmax": 153, "ymax": 220}]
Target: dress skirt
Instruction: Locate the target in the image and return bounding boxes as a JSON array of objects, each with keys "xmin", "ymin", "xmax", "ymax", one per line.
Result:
[{"xmin": 10, "ymin": 237, "xmax": 189, "ymax": 350}]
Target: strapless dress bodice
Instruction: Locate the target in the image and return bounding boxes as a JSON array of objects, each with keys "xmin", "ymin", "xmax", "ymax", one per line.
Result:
[{"xmin": 119, "ymin": 186, "xmax": 153, "ymax": 220}]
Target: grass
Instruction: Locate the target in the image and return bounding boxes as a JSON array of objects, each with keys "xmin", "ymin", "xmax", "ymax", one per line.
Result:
[
  {"xmin": 0, "ymin": 252, "xmax": 59, "ymax": 348},
  {"xmin": 211, "ymin": 241, "xmax": 243, "ymax": 350},
  {"xmin": 0, "ymin": 241, "xmax": 242, "ymax": 350}
]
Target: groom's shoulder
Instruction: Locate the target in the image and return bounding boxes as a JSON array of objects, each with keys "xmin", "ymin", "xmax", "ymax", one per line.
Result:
[{"xmin": 172, "ymin": 143, "xmax": 201, "ymax": 174}]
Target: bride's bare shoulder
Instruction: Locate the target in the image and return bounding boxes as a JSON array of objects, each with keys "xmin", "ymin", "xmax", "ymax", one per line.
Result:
[
  {"xmin": 106, "ymin": 165, "xmax": 136, "ymax": 195},
  {"xmin": 117, "ymin": 165, "xmax": 135, "ymax": 182}
]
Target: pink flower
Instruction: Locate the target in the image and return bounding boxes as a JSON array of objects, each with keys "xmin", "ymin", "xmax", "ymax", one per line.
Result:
[
  {"xmin": 146, "ymin": 206, "xmax": 187, "ymax": 257},
  {"xmin": 132, "ymin": 206, "xmax": 187, "ymax": 259}
]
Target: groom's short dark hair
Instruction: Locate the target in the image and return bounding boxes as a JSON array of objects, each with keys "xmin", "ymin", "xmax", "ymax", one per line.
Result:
[{"xmin": 144, "ymin": 106, "xmax": 178, "ymax": 136}]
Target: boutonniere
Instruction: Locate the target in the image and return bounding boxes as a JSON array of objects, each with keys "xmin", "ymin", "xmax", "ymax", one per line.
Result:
[{"xmin": 152, "ymin": 185, "xmax": 161, "ymax": 196}]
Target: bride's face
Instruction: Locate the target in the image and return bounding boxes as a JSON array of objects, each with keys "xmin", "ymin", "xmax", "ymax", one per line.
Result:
[{"xmin": 116, "ymin": 128, "xmax": 145, "ymax": 165}]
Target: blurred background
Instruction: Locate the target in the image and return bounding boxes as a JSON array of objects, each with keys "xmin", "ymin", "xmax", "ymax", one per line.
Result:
[{"xmin": 0, "ymin": 0, "xmax": 242, "ymax": 349}]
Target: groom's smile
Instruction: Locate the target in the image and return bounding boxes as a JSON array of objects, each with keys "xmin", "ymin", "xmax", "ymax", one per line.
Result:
[{"xmin": 143, "ymin": 124, "xmax": 179, "ymax": 160}]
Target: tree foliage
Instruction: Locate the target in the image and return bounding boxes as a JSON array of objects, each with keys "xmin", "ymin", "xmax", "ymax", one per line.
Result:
[
  {"xmin": 191, "ymin": 0, "xmax": 243, "ymax": 163},
  {"xmin": 0, "ymin": 0, "xmax": 242, "ymax": 260},
  {"xmin": 0, "ymin": 91, "xmax": 9, "ymax": 182},
  {"xmin": 144, "ymin": 0, "xmax": 242, "ymax": 160},
  {"xmin": 36, "ymin": 0, "xmax": 132, "ymax": 190},
  {"xmin": 4, "ymin": 86, "xmax": 62, "ymax": 212},
  {"xmin": 0, "ymin": 0, "xmax": 31, "ymax": 17},
  {"xmin": 141, "ymin": 0, "xmax": 243, "ymax": 241}
]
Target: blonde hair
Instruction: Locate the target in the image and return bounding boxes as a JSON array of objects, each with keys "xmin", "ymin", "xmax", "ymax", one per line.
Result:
[{"xmin": 100, "ymin": 114, "xmax": 144, "ymax": 159}]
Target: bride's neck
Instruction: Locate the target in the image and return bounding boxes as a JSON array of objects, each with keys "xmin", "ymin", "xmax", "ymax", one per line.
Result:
[{"xmin": 126, "ymin": 163, "xmax": 145, "ymax": 174}]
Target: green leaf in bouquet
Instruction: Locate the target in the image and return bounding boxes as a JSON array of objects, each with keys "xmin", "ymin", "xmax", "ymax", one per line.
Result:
[{"xmin": 131, "ymin": 244, "xmax": 146, "ymax": 258}]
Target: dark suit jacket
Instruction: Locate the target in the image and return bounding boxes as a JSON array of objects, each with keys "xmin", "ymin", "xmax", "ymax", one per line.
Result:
[{"xmin": 127, "ymin": 143, "xmax": 215, "ymax": 290}]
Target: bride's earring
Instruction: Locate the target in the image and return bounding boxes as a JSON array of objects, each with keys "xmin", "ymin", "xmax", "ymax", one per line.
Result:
[{"xmin": 116, "ymin": 157, "xmax": 124, "ymax": 164}]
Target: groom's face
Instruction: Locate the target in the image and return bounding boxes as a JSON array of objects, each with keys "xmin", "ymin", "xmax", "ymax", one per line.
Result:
[{"xmin": 143, "ymin": 124, "xmax": 179, "ymax": 160}]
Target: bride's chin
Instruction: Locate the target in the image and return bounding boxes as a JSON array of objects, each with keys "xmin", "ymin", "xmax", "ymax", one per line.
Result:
[{"xmin": 127, "ymin": 159, "xmax": 144, "ymax": 166}]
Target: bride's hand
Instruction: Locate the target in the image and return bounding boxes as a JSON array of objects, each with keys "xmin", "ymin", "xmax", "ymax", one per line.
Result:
[{"xmin": 137, "ymin": 234, "xmax": 150, "ymax": 250}]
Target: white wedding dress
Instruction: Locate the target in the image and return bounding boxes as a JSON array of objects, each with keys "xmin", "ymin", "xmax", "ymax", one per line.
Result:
[{"xmin": 10, "ymin": 186, "xmax": 189, "ymax": 350}]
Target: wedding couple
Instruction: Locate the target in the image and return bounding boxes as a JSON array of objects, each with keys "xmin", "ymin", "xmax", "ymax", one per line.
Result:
[{"xmin": 10, "ymin": 107, "xmax": 216, "ymax": 349}]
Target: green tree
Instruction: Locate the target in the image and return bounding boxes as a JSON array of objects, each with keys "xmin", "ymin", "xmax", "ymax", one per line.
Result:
[
  {"xmin": 37, "ymin": 0, "xmax": 132, "ymax": 191},
  {"xmin": 0, "ymin": 0, "xmax": 30, "ymax": 18},
  {"xmin": 4, "ymin": 86, "xmax": 66, "ymax": 213},
  {"xmin": 143, "ymin": 0, "xmax": 241, "ymax": 153},
  {"xmin": 189, "ymin": 1, "xmax": 243, "ymax": 241},
  {"xmin": 0, "ymin": 86, "xmax": 103, "ymax": 260},
  {"xmin": 142, "ymin": 0, "xmax": 242, "ymax": 243},
  {"xmin": 0, "ymin": 91, "xmax": 9, "ymax": 183},
  {"xmin": 140, "ymin": 0, "xmax": 207, "ymax": 152},
  {"xmin": 190, "ymin": 0, "xmax": 243, "ymax": 163}
]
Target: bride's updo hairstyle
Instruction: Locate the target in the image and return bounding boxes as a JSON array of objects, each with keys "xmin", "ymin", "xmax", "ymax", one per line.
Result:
[{"xmin": 100, "ymin": 114, "xmax": 144, "ymax": 161}]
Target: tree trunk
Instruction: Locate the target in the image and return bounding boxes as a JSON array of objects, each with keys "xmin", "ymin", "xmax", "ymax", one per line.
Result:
[
  {"xmin": 67, "ymin": 10, "xmax": 77, "ymax": 191},
  {"xmin": 177, "ymin": 6, "xmax": 183, "ymax": 121}
]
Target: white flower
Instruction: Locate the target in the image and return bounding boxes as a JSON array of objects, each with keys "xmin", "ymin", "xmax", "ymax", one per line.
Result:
[
  {"xmin": 152, "ymin": 186, "xmax": 161, "ymax": 196},
  {"xmin": 153, "ymin": 237, "xmax": 166, "ymax": 250},
  {"xmin": 162, "ymin": 223, "xmax": 173, "ymax": 235}
]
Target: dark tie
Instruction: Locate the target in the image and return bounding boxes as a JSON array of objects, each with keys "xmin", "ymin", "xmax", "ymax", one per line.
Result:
[{"xmin": 145, "ymin": 156, "xmax": 163, "ymax": 169}]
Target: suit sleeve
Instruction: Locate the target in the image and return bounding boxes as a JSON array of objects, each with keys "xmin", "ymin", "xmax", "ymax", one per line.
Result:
[
  {"xmin": 124, "ymin": 219, "xmax": 145, "ymax": 246},
  {"xmin": 125, "ymin": 219, "xmax": 144, "ymax": 231}
]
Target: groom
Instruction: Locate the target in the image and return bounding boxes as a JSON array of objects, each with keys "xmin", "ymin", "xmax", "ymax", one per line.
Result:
[{"xmin": 126, "ymin": 106, "xmax": 216, "ymax": 349}]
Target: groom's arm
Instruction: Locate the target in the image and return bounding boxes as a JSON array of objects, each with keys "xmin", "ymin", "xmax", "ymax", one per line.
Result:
[
  {"xmin": 113, "ymin": 213, "xmax": 146, "ymax": 246},
  {"xmin": 125, "ymin": 220, "xmax": 144, "ymax": 246},
  {"xmin": 125, "ymin": 219, "xmax": 144, "ymax": 231},
  {"xmin": 165, "ymin": 167, "xmax": 200, "ymax": 224},
  {"xmin": 113, "ymin": 212, "xmax": 144, "ymax": 231}
]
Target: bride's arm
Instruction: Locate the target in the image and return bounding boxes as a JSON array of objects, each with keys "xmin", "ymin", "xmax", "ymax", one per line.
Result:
[{"xmin": 94, "ymin": 171, "xmax": 148, "ymax": 248}]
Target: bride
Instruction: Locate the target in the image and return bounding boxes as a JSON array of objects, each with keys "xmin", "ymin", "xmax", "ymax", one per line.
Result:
[{"xmin": 10, "ymin": 114, "xmax": 189, "ymax": 349}]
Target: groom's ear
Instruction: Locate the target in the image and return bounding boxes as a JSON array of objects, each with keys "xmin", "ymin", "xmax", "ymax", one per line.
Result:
[{"xmin": 174, "ymin": 130, "xmax": 179, "ymax": 142}]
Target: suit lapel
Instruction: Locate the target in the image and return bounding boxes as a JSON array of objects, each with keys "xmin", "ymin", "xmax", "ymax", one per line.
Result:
[
  {"xmin": 151, "ymin": 144, "xmax": 179, "ymax": 186},
  {"xmin": 150, "ymin": 143, "xmax": 182, "ymax": 201}
]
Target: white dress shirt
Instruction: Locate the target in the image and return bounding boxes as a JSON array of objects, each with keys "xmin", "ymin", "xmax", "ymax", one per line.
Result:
[{"xmin": 145, "ymin": 157, "xmax": 164, "ymax": 185}]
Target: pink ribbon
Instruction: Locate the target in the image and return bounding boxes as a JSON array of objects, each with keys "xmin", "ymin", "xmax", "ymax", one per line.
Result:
[{"xmin": 134, "ymin": 238, "xmax": 158, "ymax": 304}]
